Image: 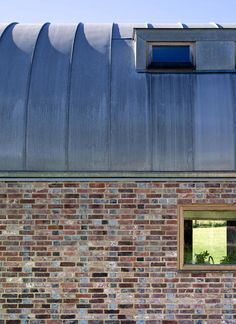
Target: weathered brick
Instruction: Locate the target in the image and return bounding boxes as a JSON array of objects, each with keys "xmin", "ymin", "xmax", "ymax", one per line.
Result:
[{"xmin": 0, "ymin": 180, "xmax": 235, "ymax": 322}]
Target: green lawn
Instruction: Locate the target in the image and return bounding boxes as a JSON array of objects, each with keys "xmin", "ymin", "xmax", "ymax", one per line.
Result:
[{"xmin": 193, "ymin": 226, "xmax": 226, "ymax": 264}]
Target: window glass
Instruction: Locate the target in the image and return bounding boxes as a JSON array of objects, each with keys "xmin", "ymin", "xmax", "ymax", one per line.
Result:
[
  {"xmin": 150, "ymin": 45, "xmax": 194, "ymax": 68},
  {"xmin": 179, "ymin": 207, "xmax": 236, "ymax": 269}
]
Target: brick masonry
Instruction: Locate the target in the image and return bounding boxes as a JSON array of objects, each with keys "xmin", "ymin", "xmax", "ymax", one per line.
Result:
[{"xmin": 0, "ymin": 181, "xmax": 236, "ymax": 324}]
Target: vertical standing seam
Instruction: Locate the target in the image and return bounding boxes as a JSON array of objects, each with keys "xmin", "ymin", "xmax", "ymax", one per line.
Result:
[
  {"xmin": 146, "ymin": 22, "xmax": 154, "ymax": 171},
  {"xmin": 0, "ymin": 22, "xmax": 18, "ymax": 39},
  {"xmin": 211, "ymin": 22, "xmax": 221, "ymax": 28},
  {"xmin": 23, "ymin": 23, "xmax": 50, "ymax": 171},
  {"xmin": 65, "ymin": 23, "xmax": 81, "ymax": 171},
  {"xmin": 145, "ymin": 23, "xmax": 154, "ymax": 171},
  {"xmin": 192, "ymin": 74, "xmax": 199, "ymax": 171},
  {"xmin": 108, "ymin": 23, "xmax": 114, "ymax": 171},
  {"xmin": 149, "ymin": 72, "xmax": 154, "ymax": 171},
  {"xmin": 229, "ymin": 74, "xmax": 236, "ymax": 170},
  {"xmin": 147, "ymin": 23, "xmax": 153, "ymax": 29},
  {"xmin": 191, "ymin": 75, "xmax": 196, "ymax": 171}
]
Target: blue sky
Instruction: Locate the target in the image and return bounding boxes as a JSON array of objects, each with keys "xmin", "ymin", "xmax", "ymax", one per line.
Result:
[{"xmin": 0, "ymin": 0, "xmax": 236, "ymax": 23}]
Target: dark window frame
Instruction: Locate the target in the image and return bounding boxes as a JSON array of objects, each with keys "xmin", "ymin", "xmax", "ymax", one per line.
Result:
[{"xmin": 178, "ymin": 204, "xmax": 236, "ymax": 271}]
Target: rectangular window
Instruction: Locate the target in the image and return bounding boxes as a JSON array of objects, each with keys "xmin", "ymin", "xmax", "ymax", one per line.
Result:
[
  {"xmin": 147, "ymin": 42, "xmax": 195, "ymax": 71},
  {"xmin": 178, "ymin": 205, "xmax": 236, "ymax": 270}
]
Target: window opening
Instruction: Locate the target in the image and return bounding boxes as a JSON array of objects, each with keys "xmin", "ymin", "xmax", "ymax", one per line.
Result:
[
  {"xmin": 145, "ymin": 42, "xmax": 195, "ymax": 71},
  {"xmin": 178, "ymin": 206, "xmax": 236, "ymax": 270}
]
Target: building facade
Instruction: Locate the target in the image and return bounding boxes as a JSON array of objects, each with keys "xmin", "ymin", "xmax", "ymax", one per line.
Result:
[{"xmin": 0, "ymin": 22, "xmax": 236, "ymax": 323}]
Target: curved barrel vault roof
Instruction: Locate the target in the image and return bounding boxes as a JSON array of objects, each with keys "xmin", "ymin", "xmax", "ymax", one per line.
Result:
[{"xmin": 0, "ymin": 22, "xmax": 236, "ymax": 174}]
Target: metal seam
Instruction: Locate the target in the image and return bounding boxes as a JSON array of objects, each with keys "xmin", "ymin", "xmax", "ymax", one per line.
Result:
[
  {"xmin": 65, "ymin": 23, "xmax": 81, "ymax": 171},
  {"xmin": 108, "ymin": 23, "xmax": 114, "ymax": 171},
  {"xmin": 23, "ymin": 22, "xmax": 50, "ymax": 170},
  {"xmin": 0, "ymin": 22, "xmax": 18, "ymax": 40}
]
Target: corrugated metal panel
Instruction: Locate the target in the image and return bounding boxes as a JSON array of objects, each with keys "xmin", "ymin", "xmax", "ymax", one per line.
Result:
[
  {"xmin": 220, "ymin": 23, "xmax": 236, "ymax": 28},
  {"xmin": 231, "ymin": 74, "xmax": 236, "ymax": 170},
  {"xmin": 110, "ymin": 39, "xmax": 151, "ymax": 171},
  {"xmin": 0, "ymin": 23, "xmax": 17, "ymax": 37},
  {"xmin": 186, "ymin": 23, "xmax": 220, "ymax": 28},
  {"xmin": 141, "ymin": 23, "xmax": 223, "ymax": 29},
  {"xmin": 26, "ymin": 24, "xmax": 77, "ymax": 171},
  {"xmin": 152, "ymin": 74, "xmax": 194, "ymax": 171},
  {"xmin": 0, "ymin": 24, "xmax": 42, "ymax": 170},
  {"xmin": 0, "ymin": 23, "xmax": 235, "ymax": 174},
  {"xmin": 194, "ymin": 74, "xmax": 235, "ymax": 170},
  {"xmin": 68, "ymin": 23, "xmax": 112, "ymax": 171},
  {"xmin": 151, "ymin": 23, "xmax": 184, "ymax": 28},
  {"xmin": 112, "ymin": 23, "xmax": 146, "ymax": 39}
]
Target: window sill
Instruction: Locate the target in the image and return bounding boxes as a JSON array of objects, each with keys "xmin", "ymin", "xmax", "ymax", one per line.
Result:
[{"xmin": 178, "ymin": 264, "xmax": 236, "ymax": 271}]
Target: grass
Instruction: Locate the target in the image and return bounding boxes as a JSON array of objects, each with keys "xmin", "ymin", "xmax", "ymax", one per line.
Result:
[{"xmin": 193, "ymin": 226, "xmax": 226, "ymax": 264}]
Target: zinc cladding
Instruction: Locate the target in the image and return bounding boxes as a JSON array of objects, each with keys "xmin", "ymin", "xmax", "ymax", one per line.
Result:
[{"xmin": 0, "ymin": 22, "xmax": 236, "ymax": 173}]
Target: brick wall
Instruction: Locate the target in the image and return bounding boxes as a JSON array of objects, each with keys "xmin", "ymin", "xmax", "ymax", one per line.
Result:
[{"xmin": 0, "ymin": 181, "xmax": 235, "ymax": 323}]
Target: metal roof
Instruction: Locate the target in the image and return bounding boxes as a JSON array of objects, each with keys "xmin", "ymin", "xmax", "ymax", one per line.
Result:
[{"xmin": 0, "ymin": 22, "xmax": 236, "ymax": 173}]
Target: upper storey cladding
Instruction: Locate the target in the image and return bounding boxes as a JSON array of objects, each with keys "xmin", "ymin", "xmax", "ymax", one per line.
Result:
[{"xmin": 0, "ymin": 22, "xmax": 236, "ymax": 173}]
